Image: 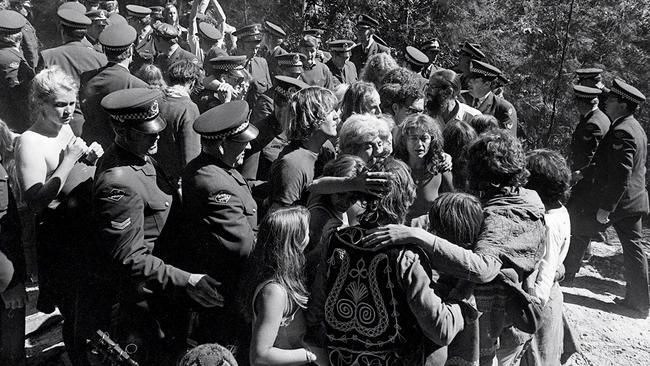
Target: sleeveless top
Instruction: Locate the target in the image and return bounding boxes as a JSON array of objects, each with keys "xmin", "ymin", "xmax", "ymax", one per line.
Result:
[{"xmin": 252, "ymin": 280, "xmax": 307, "ymax": 349}]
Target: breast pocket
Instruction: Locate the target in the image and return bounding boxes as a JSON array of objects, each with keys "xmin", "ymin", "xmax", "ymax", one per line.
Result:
[{"xmin": 147, "ymin": 200, "xmax": 170, "ymax": 234}]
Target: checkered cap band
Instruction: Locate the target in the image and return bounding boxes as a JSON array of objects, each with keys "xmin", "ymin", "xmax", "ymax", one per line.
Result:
[
  {"xmin": 277, "ymin": 55, "xmax": 303, "ymax": 66},
  {"xmin": 212, "ymin": 64, "xmax": 244, "ymax": 71},
  {"xmin": 469, "ymin": 67, "xmax": 498, "ymax": 77},
  {"xmin": 611, "ymin": 85, "xmax": 645, "ymax": 104},
  {"xmin": 202, "ymin": 121, "xmax": 250, "ymax": 139},
  {"xmin": 111, "ymin": 100, "xmax": 159, "ymax": 122}
]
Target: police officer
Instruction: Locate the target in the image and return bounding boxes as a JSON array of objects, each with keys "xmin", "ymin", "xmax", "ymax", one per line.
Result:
[
  {"xmin": 454, "ymin": 41, "xmax": 485, "ymax": 92},
  {"xmin": 242, "ymin": 75, "xmax": 309, "ymax": 182},
  {"xmin": 152, "ymin": 22, "xmax": 199, "ymax": 79},
  {"xmin": 464, "ymin": 59, "xmax": 518, "ymax": 135},
  {"xmin": 193, "ymin": 21, "xmax": 224, "ymax": 69},
  {"xmin": 181, "ymin": 101, "xmax": 259, "ymax": 360},
  {"xmin": 80, "ymin": 23, "xmax": 148, "ymax": 149},
  {"xmin": 575, "ymin": 67, "xmax": 610, "ymax": 107},
  {"xmin": 0, "ymin": 9, "xmax": 34, "ymax": 133},
  {"xmin": 563, "ymin": 79, "xmax": 649, "ymax": 317},
  {"xmin": 38, "ymin": 9, "xmax": 107, "ymax": 135},
  {"xmin": 350, "ymin": 14, "xmax": 390, "ymax": 71},
  {"xmin": 233, "ymin": 23, "xmax": 273, "ymax": 95},
  {"xmin": 196, "ymin": 55, "xmax": 248, "ymax": 112},
  {"xmin": 85, "ymin": 9, "xmax": 108, "ymax": 53},
  {"xmin": 420, "ymin": 38, "xmax": 441, "ymax": 79},
  {"xmin": 403, "ymin": 46, "xmax": 429, "ymax": 79},
  {"xmin": 568, "ymin": 85, "xmax": 610, "ymax": 176},
  {"xmin": 304, "ymin": 28, "xmax": 331, "ymax": 64},
  {"xmin": 261, "ymin": 20, "xmax": 287, "ymax": 77},
  {"xmin": 7, "ymin": 0, "xmax": 39, "ymax": 69},
  {"xmin": 94, "ymin": 88, "xmax": 224, "ymax": 363},
  {"xmin": 299, "ymin": 35, "xmax": 337, "ymax": 89},
  {"xmin": 326, "ymin": 39, "xmax": 357, "ymax": 84}
]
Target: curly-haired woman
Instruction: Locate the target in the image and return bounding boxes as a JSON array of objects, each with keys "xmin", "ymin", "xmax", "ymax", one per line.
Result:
[{"xmin": 394, "ymin": 114, "xmax": 453, "ymax": 227}]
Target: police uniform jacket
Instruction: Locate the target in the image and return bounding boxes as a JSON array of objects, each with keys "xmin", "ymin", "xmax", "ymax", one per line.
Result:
[
  {"xmin": 326, "ymin": 59, "xmax": 358, "ymax": 84},
  {"xmin": 21, "ymin": 21, "xmax": 39, "ymax": 69},
  {"xmin": 569, "ymin": 108, "xmax": 610, "ymax": 172},
  {"xmin": 350, "ymin": 39, "xmax": 390, "ymax": 72},
  {"xmin": 250, "ymin": 88, "xmax": 274, "ymax": 125},
  {"xmin": 466, "ymin": 91, "xmax": 518, "ymax": 136},
  {"xmin": 0, "ymin": 46, "xmax": 34, "ymax": 132},
  {"xmin": 155, "ymin": 45, "xmax": 198, "ymax": 78},
  {"xmin": 242, "ymin": 113, "xmax": 285, "ymax": 181},
  {"xmin": 265, "ymin": 45, "xmax": 287, "ymax": 77},
  {"xmin": 81, "ymin": 63, "xmax": 148, "ymax": 148},
  {"xmin": 93, "ymin": 144, "xmax": 190, "ymax": 297},
  {"xmin": 247, "ymin": 56, "xmax": 273, "ymax": 95},
  {"xmin": 586, "ymin": 114, "xmax": 649, "ymax": 218},
  {"xmin": 300, "ymin": 60, "xmax": 337, "ymax": 89},
  {"xmin": 38, "ymin": 41, "xmax": 107, "ymax": 83},
  {"xmin": 181, "ymin": 152, "xmax": 257, "ymax": 302}
]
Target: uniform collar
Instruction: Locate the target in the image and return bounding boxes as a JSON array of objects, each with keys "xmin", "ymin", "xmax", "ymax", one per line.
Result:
[
  {"xmin": 201, "ymin": 152, "xmax": 247, "ymax": 184},
  {"xmin": 113, "ymin": 143, "xmax": 156, "ymax": 175}
]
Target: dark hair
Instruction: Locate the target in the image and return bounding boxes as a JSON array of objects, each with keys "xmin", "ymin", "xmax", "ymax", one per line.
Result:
[
  {"xmin": 428, "ymin": 192, "xmax": 483, "ymax": 249},
  {"xmin": 240, "ymin": 206, "xmax": 310, "ymax": 322},
  {"xmin": 465, "ymin": 129, "xmax": 529, "ymax": 193},
  {"xmin": 359, "ymin": 157, "xmax": 416, "ymax": 226},
  {"xmin": 379, "ymin": 80, "xmax": 424, "ymax": 112},
  {"xmin": 525, "ymin": 149, "xmax": 571, "ymax": 205},
  {"xmin": 429, "ymin": 69, "xmax": 461, "ymax": 98},
  {"xmin": 442, "ymin": 120, "xmax": 477, "ymax": 191},
  {"xmin": 340, "ymin": 81, "xmax": 378, "ymax": 122},
  {"xmin": 470, "ymin": 114, "xmax": 499, "ymax": 135},
  {"xmin": 104, "ymin": 46, "xmax": 132, "ymax": 63},
  {"xmin": 381, "ymin": 67, "xmax": 416, "ymax": 85},
  {"xmin": 322, "ymin": 154, "xmax": 367, "ymax": 178},
  {"xmin": 394, "ymin": 114, "xmax": 445, "ymax": 175},
  {"xmin": 286, "ymin": 86, "xmax": 337, "ymax": 141},
  {"xmin": 167, "ymin": 60, "xmax": 202, "ymax": 86},
  {"xmin": 360, "ymin": 53, "xmax": 398, "ymax": 88}
]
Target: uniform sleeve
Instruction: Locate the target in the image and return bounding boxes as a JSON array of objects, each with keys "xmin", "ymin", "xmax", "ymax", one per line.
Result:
[
  {"xmin": 205, "ymin": 189, "xmax": 255, "ymax": 257},
  {"xmin": 600, "ymin": 130, "xmax": 636, "ymax": 212},
  {"xmin": 21, "ymin": 23, "xmax": 40, "ymax": 69},
  {"xmin": 571, "ymin": 122, "xmax": 604, "ymax": 171},
  {"xmin": 0, "ymin": 250, "xmax": 13, "ymax": 292},
  {"xmin": 324, "ymin": 65, "xmax": 338, "ymax": 90},
  {"xmin": 94, "ymin": 178, "xmax": 190, "ymax": 288},
  {"xmin": 397, "ymin": 249, "xmax": 466, "ymax": 346}
]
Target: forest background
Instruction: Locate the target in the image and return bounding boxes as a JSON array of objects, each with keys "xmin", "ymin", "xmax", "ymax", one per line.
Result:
[{"xmin": 34, "ymin": 0, "xmax": 650, "ymax": 154}]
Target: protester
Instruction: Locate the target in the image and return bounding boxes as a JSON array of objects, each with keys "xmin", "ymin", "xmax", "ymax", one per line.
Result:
[
  {"xmin": 359, "ymin": 52, "xmax": 398, "ymax": 90},
  {"xmin": 442, "ymin": 119, "xmax": 477, "ymax": 191},
  {"xmin": 307, "ymin": 157, "xmax": 476, "ymax": 366},
  {"xmin": 394, "ymin": 114, "xmax": 453, "ymax": 227},
  {"xmin": 339, "ymin": 81, "xmax": 382, "ymax": 122},
  {"xmin": 241, "ymin": 206, "xmax": 318, "ymax": 365}
]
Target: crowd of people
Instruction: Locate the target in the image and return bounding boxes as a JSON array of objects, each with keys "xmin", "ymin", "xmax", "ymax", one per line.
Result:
[{"xmin": 0, "ymin": 0, "xmax": 648, "ymax": 366}]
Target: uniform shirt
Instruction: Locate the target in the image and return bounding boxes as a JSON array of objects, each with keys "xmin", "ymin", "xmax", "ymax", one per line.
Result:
[
  {"xmin": 569, "ymin": 107, "xmax": 610, "ymax": 172},
  {"xmin": 93, "ymin": 144, "xmax": 190, "ymax": 295},
  {"xmin": 0, "ymin": 46, "xmax": 34, "ymax": 132},
  {"xmin": 585, "ymin": 114, "xmax": 649, "ymax": 217},
  {"xmin": 325, "ymin": 59, "xmax": 358, "ymax": 85},
  {"xmin": 300, "ymin": 60, "xmax": 337, "ymax": 89},
  {"xmin": 264, "ymin": 45, "xmax": 287, "ymax": 78},
  {"xmin": 465, "ymin": 91, "xmax": 518, "ymax": 136},
  {"xmin": 350, "ymin": 38, "xmax": 390, "ymax": 72},
  {"xmin": 155, "ymin": 85, "xmax": 202, "ymax": 184},
  {"xmin": 247, "ymin": 56, "xmax": 273, "ymax": 95},
  {"xmin": 181, "ymin": 152, "xmax": 257, "ymax": 304},
  {"xmin": 155, "ymin": 44, "xmax": 199, "ymax": 77},
  {"xmin": 80, "ymin": 63, "xmax": 148, "ymax": 148}
]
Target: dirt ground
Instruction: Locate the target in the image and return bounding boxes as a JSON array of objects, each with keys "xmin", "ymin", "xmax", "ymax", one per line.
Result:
[{"xmin": 561, "ymin": 228, "xmax": 650, "ymax": 366}]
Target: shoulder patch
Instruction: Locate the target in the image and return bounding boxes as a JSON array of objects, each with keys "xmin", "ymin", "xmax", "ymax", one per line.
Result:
[
  {"xmin": 103, "ymin": 188, "xmax": 126, "ymax": 202},
  {"xmin": 210, "ymin": 192, "xmax": 231, "ymax": 204},
  {"xmin": 8, "ymin": 61, "xmax": 19, "ymax": 69},
  {"xmin": 506, "ymin": 108, "xmax": 513, "ymax": 116},
  {"xmin": 110, "ymin": 218, "xmax": 131, "ymax": 230}
]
